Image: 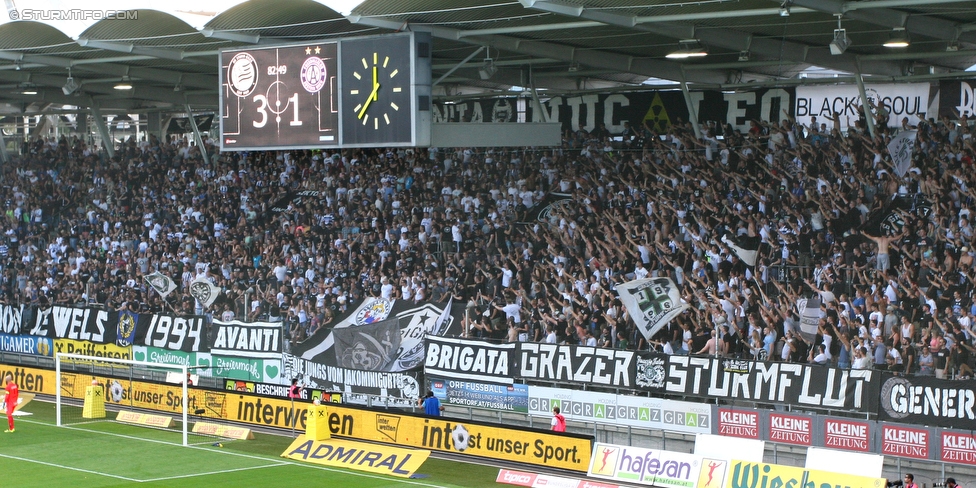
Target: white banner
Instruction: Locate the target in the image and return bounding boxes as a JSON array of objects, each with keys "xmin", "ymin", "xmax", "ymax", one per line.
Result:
[
  {"xmin": 528, "ymin": 385, "xmax": 711, "ymax": 434},
  {"xmin": 798, "ymin": 297, "xmax": 821, "ymax": 344},
  {"xmin": 588, "ymin": 442, "xmax": 725, "ymax": 488},
  {"xmin": 795, "ymin": 83, "xmax": 930, "ymax": 128},
  {"xmin": 617, "ymin": 278, "xmax": 689, "ymax": 341}
]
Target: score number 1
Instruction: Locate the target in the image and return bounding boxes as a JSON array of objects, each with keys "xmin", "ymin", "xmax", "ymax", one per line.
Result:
[{"xmin": 252, "ymin": 93, "xmax": 303, "ymax": 128}]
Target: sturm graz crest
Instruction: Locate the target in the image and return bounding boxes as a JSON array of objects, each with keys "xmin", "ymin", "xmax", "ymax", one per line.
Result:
[
  {"xmin": 189, "ymin": 281, "xmax": 218, "ymax": 306},
  {"xmin": 636, "ymin": 355, "xmax": 665, "ymax": 388}
]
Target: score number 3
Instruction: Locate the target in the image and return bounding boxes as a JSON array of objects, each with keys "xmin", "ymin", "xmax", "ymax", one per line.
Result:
[{"xmin": 252, "ymin": 93, "xmax": 303, "ymax": 128}]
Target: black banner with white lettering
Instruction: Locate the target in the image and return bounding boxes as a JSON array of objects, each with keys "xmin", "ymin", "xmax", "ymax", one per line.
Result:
[
  {"xmin": 209, "ymin": 319, "xmax": 282, "ymax": 359},
  {"xmin": 938, "ymin": 80, "xmax": 976, "ymax": 119},
  {"xmin": 0, "ymin": 304, "xmax": 24, "ymax": 335},
  {"xmin": 425, "ymin": 336, "xmax": 516, "ymax": 384},
  {"xmin": 136, "ymin": 312, "xmax": 208, "ymax": 353},
  {"xmin": 28, "ymin": 306, "xmax": 132, "ymax": 345},
  {"xmin": 636, "ymin": 354, "xmax": 878, "ymax": 413},
  {"xmin": 424, "ymin": 339, "xmax": 638, "ymax": 388},
  {"xmin": 531, "ymin": 88, "xmax": 794, "ymax": 134},
  {"xmin": 518, "ymin": 343, "xmax": 637, "ymax": 388},
  {"xmin": 878, "ymin": 374, "xmax": 976, "ymax": 429},
  {"xmin": 432, "ymin": 97, "xmax": 519, "ymax": 123}
]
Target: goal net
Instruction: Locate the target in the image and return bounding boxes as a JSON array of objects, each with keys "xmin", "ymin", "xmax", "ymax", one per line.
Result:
[{"xmin": 55, "ymin": 352, "xmax": 219, "ymax": 446}]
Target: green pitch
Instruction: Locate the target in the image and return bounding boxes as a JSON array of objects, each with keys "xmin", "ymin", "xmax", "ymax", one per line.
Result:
[{"xmin": 0, "ymin": 401, "xmax": 502, "ymax": 487}]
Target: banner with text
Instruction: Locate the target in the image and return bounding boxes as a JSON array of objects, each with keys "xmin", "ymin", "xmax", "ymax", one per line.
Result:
[
  {"xmin": 795, "ymin": 83, "xmax": 929, "ymax": 128},
  {"xmin": 535, "ymin": 88, "xmax": 794, "ymax": 135},
  {"xmin": 878, "ymin": 374, "xmax": 976, "ymax": 429},
  {"xmin": 209, "ymin": 319, "xmax": 282, "ymax": 359},
  {"xmin": 723, "ymin": 460, "xmax": 886, "ymax": 488},
  {"xmin": 286, "ymin": 298, "xmax": 462, "ymax": 406},
  {"xmin": 588, "ymin": 442, "xmax": 722, "ymax": 488},
  {"xmin": 938, "ymin": 79, "xmax": 976, "ymax": 118},
  {"xmin": 430, "ymin": 377, "xmax": 528, "ymax": 413},
  {"xmin": 635, "ymin": 355, "xmax": 877, "ymax": 413},
  {"xmin": 0, "ymin": 332, "xmax": 52, "ymax": 357},
  {"xmin": 529, "ymin": 386, "xmax": 711, "ymax": 435}
]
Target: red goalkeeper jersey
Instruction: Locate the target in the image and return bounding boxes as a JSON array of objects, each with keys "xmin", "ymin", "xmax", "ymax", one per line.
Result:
[{"xmin": 5, "ymin": 382, "xmax": 18, "ymax": 410}]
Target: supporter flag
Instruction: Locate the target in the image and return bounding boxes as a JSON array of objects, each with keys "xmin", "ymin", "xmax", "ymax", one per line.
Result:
[
  {"xmin": 617, "ymin": 277, "xmax": 690, "ymax": 341},
  {"xmin": 520, "ymin": 192, "xmax": 573, "ymax": 224},
  {"xmin": 331, "ymin": 318, "xmax": 401, "ymax": 371},
  {"xmin": 721, "ymin": 233, "xmax": 760, "ymax": 267},
  {"xmin": 144, "ymin": 271, "xmax": 177, "ymax": 298},
  {"xmin": 886, "ymin": 130, "xmax": 917, "ymax": 177},
  {"xmin": 431, "ymin": 296, "xmax": 453, "ymax": 337},
  {"xmin": 189, "ymin": 275, "xmax": 221, "ymax": 308},
  {"xmin": 797, "ymin": 297, "xmax": 821, "ymax": 343}
]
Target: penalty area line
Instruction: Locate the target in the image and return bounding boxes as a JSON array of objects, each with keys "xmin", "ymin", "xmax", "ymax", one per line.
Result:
[
  {"xmin": 0, "ymin": 452, "xmax": 143, "ymax": 483},
  {"xmin": 141, "ymin": 462, "xmax": 290, "ymax": 482}
]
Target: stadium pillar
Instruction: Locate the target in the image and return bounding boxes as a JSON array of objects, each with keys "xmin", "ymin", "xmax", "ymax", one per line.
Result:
[
  {"xmin": 854, "ymin": 66, "xmax": 877, "ymax": 138},
  {"xmin": 184, "ymin": 104, "xmax": 211, "ymax": 166},
  {"xmin": 679, "ymin": 77, "xmax": 702, "ymax": 139},
  {"xmin": 530, "ymin": 86, "xmax": 549, "ymax": 123},
  {"xmin": 88, "ymin": 99, "xmax": 115, "ymax": 159},
  {"xmin": 0, "ymin": 125, "xmax": 8, "ymax": 163}
]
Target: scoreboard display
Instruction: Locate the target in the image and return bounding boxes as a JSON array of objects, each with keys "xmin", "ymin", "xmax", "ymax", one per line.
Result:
[{"xmin": 219, "ymin": 33, "xmax": 431, "ymax": 150}]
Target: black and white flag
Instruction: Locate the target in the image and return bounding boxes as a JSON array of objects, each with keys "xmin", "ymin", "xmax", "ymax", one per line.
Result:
[
  {"xmin": 189, "ymin": 276, "xmax": 221, "ymax": 308},
  {"xmin": 797, "ymin": 297, "xmax": 821, "ymax": 343},
  {"xmin": 145, "ymin": 272, "xmax": 177, "ymax": 299},
  {"xmin": 332, "ymin": 318, "xmax": 401, "ymax": 371},
  {"xmin": 617, "ymin": 277, "xmax": 689, "ymax": 340},
  {"xmin": 722, "ymin": 234, "xmax": 760, "ymax": 267}
]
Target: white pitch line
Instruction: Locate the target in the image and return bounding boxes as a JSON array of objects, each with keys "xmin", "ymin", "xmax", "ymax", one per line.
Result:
[
  {"xmin": 0, "ymin": 452, "xmax": 143, "ymax": 483},
  {"xmin": 23, "ymin": 417, "xmax": 450, "ymax": 488},
  {"xmin": 141, "ymin": 462, "xmax": 289, "ymax": 482}
]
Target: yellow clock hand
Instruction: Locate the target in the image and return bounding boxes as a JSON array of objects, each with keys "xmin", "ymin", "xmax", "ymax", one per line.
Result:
[
  {"xmin": 372, "ymin": 66, "xmax": 378, "ymax": 101},
  {"xmin": 358, "ymin": 82, "xmax": 380, "ymax": 119}
]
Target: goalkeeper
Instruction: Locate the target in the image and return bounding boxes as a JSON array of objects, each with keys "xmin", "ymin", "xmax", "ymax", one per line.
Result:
[{"xmin": 4, "ymin": 374, "xmax": 18, "ymax": 432}]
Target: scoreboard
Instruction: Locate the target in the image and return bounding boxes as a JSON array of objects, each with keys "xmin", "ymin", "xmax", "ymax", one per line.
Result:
[{"xmin": 219, "ymin": 33, "xmax": 431, "ymax": 150}]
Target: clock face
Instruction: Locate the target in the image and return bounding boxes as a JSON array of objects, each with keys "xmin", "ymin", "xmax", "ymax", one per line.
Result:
[{"xmin": 340, "ymin": 36, "xmax": 413, "ymax": 146}]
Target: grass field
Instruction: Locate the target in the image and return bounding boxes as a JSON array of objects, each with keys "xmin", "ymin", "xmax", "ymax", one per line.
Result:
[{"xmin": 0, "ymin": 400, "xmax": 503, "ymax": 487}]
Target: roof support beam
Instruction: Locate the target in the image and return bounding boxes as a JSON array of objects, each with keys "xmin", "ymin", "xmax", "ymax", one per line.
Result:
[
  {"xmin": 200, "ymin": 29, "xmax": 263, "ymax": 44},
  {"xmin": 345, "ymin": 14, "xmax": 729, "ymax": 85},
  {"xmin": 76, "ymin": 39, "xmax": 213, "ymax": 66},
  {"xmin": 520, "ymin": 0, "xmax": 909, "ymax": 77},
  {"xmin": 786, "ymin": 0, "xmax": 976, "ymax": 45}
]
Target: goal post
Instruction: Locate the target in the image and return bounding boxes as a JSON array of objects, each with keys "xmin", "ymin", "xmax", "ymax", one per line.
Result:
[{"xmin": 55, "ymin": 352, "xmax": 189, "ymax": 446}]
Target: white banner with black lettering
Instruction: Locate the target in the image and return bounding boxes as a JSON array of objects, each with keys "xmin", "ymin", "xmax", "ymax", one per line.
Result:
[
  {"xmin": 529, "ymin": 385, "xmax": 711, "ymax": 435},
  {"xmin": 795, "ymin": 83, "xmax": 930, "ymax": 128},
  {"xmin": 209, "ymin": 319, "xmax": 282, "ymax": 359},
  {"xmin": 887, "ymin": 130, "xmax": 917, "ymax": 177},
  {"xmin": 616, "ymin": 278, "xmax": 689, "ymax": 341}
]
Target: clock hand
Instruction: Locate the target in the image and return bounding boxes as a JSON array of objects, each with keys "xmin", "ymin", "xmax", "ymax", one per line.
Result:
[
  {"xmin": 357, "ymin": 82, "xmax": 381, "ymax": 119},
  {"xmin": 372, "ymin": 66, "xmax": 378, "ymax": 102}
]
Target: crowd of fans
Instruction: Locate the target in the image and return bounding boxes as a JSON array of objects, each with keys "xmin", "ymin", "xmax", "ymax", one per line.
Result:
[{"xmin": 2, "ymin": 104, "xmax": 975, "ymax": 379}]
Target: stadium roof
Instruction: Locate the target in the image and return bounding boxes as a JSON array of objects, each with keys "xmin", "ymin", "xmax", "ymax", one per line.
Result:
[{"xmin": 0, "ymin": 0, "xmax": 974, "ymax": 114}]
